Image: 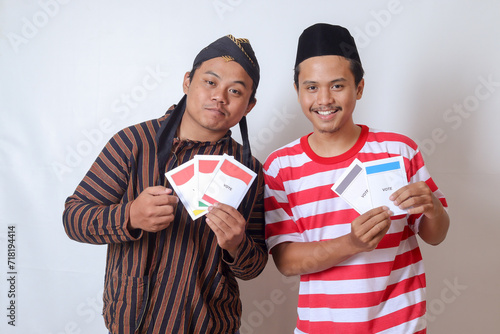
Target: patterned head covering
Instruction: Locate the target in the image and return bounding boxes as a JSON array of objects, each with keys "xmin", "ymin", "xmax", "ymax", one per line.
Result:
[
  {"xmin": 295, "ymin": 23, "xmax": 361, "ymax": 68},
  {"xmin": 193, "ymin": 34, "xmax": 260, "ymax": 90}
]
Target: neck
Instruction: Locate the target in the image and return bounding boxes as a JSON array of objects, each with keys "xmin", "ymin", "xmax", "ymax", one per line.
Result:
[{"xmin": 309, "ymin": 123, "xmax": 361, "ymax": 157}]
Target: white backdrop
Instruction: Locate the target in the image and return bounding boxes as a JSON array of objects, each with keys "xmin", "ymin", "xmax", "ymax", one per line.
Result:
[{"xmin": 1, "ymin": 0, "xmax": 499, "ymax": 333}]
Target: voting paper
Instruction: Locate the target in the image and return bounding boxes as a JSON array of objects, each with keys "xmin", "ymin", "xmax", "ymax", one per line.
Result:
[
  {"xmin": 201, "ymin": 158, "xmax": 256, "ymax": 209},
  {"xmin": 332, "ymin": 159, "xmax": 372, "ymax": 214},
  {"xmin": 364, "ymin": 156, "xmax": 408, "ymax": 216},
  {"xmin": 194, "ymin": 155, "xmax": 224, "ymax": 209},
  {"xmin": 165, "ymin": 160, "xmax": 208, "ymax": 220}
]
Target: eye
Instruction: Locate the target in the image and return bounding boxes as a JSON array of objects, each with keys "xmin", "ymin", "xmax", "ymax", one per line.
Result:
[
  {"xmin": 229, "ymin": 88, "xmax": 241, "ymax": 95},
  {"xmin": 331, "ymin": 80, "xmax": 348, "ymax": 90},
  {"xmin": 205, "ymin": 80, "xmax": 215, "ymax": 86},
  {"xmin": 306, "ymin": 85, "xmax": 317, "ymax": 92}
]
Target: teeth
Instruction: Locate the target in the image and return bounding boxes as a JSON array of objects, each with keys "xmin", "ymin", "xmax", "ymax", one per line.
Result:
[{"xmin": 317, "ymin": 110, "xmax": 335, "ymax": 115}]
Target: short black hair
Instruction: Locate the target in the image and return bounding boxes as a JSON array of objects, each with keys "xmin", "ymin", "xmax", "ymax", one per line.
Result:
[
  {"xmin": 294, "ymin": 57, "xmax": 364, "ymax": 89},
  {"xmin": 188, "ymin": 62, "xmax": 257, "ymax": 103}
]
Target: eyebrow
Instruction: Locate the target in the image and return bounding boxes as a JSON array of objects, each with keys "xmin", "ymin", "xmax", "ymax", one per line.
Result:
[
  {"xmin": 204, "ymin": 70, "xmax": 248, "ymax": 88},
  {"xmin": 301, "ymin": 78, "xmax": 347, "ymax": 86}
]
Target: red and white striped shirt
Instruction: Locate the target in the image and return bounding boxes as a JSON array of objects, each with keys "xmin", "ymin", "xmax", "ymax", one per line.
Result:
[{"xmin": 264, "ymin": 125, "xmax": 447, "ymax": 334}]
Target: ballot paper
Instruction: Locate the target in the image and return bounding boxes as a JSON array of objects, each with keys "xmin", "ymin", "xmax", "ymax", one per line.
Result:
[
  {"xmin": 364, "ymin": 156, "xmax": 408, "ymax": 216},
  {"xmin": 331, "ymin": 156, "xmax": 409, "ymax": 216},
  {"xmin": 165, "ymin": 160, "xmax": 208, "ymax": 220},
  {"xmin": 194, "ymin": 155, "xmax": 224, "ymax": 209},
  {"xmin": 331, "ymin": 159, "xmax": 372, "ymax": 214},
  {"xmin": 200, "ymin": 158, "xmax": 257, "ymax": 209},
  {"xmin": 166, "ymin": 155, "xmax": 256, "ymax": 220}
]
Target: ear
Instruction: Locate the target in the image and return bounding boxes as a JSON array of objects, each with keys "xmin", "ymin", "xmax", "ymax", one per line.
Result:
[
  {"xmin": 356, "ymin": 78, "xmax": 365, "ymax": 100},
  {"xmin": 244, "ymin": 98, "xmax": 257, "ymax": 116},
  {"xmin": 182, "ymin": 72, "xmax": 191, "ymax": 94},
  {"xmin": 294, "ymin": 82, "xmax": 299, "ymax": 100}
]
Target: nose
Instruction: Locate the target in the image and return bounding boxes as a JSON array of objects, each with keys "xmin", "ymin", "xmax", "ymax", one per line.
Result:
[
  {"xmin": 211, "ymin": 86, "xmax": 227, "ymax": 104},
  {"xmin": 317, "ymin": 88, "xmax": 334, "ymax": 106}
]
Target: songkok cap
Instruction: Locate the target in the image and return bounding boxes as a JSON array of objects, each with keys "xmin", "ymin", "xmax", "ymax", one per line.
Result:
[
  {"xmin": 193, "ymin": 34, "xmax": 260, "ymax": 90},
  {"xmin": 294, "ymin": 23, "xmax": 361, "ymax": 68}
]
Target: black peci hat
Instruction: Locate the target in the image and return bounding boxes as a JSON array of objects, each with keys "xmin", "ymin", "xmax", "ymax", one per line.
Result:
[{"xmin": 295, "ymin": 23, "xmax": 361, "ymax": 68}]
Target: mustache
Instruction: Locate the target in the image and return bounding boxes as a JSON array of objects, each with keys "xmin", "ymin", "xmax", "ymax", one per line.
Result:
[
  {"xmin": 204, "ymin": 104, "xmax": 228, "ymax": 114},
  {"xmin": 311, "ymin": 106, "xmax": 342, "ymax": 112}
]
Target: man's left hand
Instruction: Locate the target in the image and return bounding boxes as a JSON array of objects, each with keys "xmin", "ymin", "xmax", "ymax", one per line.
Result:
[
  {"xmin": 205, "ymin": 202, "xmax": 246, "ymax": 259},
  {"xmin": 390, "ymin": 181, "xmax": 446, "ymax": 219}
]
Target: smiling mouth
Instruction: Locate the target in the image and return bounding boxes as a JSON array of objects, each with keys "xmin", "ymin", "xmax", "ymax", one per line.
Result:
[{"xmin": 313, "ymin": 107, "xmax": 341, "ymax": 116}]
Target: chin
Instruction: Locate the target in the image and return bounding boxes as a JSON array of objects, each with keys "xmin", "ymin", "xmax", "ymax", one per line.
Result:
[{"xmin": 317, "ymin": 126, "xmax": 341, "ymax": 134}]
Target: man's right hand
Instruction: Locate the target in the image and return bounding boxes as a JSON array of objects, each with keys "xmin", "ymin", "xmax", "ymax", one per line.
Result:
[
  {"xmin": 349, "ymin": 206, "xmax": 392, "ymax": 253},
  {"xmin": 128, "ymin": 186, "xmax": 179, "ymax": 232}
]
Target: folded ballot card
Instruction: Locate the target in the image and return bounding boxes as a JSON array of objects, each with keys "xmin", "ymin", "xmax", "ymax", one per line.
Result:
[
  {"xmin": 200, "ymin": 158, "xmax": 257, "ymax": 209},
  {"xmin": 332, "ymin": 156, "xmax": 408, "ymax": 216},
  {"xmin": 332, "ymin": 159, "xmax": 372, "ymax": 214},
  {"xmin": 364, "ymin": 156, "xmax": 408, "ymax": 216},
  {"xmin": 166, "ymin": 155, "xmax": 256, "ymax": 220}
]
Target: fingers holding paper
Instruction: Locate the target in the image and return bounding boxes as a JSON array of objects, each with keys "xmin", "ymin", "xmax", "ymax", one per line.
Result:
[
  {"xmin": 390, "ymin": 181, "xmax": 445, "ymax": 219},
  {"xmin": 129, "ymin": 186, "xmax": 179, "ymax": 232},
  {"xmin": 349, "ymin": 206, "xmax": 392, "ymax": 252},
  {"xmin": 206, "ymin": 202, "xmax": 246, "ymax": 258}
]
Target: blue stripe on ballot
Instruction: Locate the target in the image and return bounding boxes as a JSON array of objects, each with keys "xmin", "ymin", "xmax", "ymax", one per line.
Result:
[{"xmin": 365, "ymin": 161, "xmax": 400, "ymax": 175}]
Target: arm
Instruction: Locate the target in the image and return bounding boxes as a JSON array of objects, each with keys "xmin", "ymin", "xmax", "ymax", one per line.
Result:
[
  {"xmin": 205, "ymin": 173, "xmax": 268, "ymax": 280},
  {"xmin": 263, "ymin": 154, "xmax": 391, "ymax": 277},
  {"xmin": 390, "ymin": 181, "xmax": 449, "ymax": 245},
  {"xmin": 62, "ymin": 133, "xmax": 137, "ymax": 244},
  {"xmin": 271, "ymin": 206, "xmax": 392, "ymax": 277},
  {"xmin": 63, "ymin": 128, "xmax": 180, "ymax": 244}
]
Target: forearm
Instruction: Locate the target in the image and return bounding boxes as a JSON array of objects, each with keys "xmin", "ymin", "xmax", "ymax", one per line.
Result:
[
  {"xmin": 418, "ymin": 208, "xmax": 449, "ymax": 245},
  {"xmin": 63, "ymin": 196, "xmax": 142, "ymax": 244},
  {"xmin": 271, "ymin": 235, "xmax": 360, "ymax": 277},
  {"xmin": 225, "ymin": 234, "xmax": 268, "ymax": 280}
]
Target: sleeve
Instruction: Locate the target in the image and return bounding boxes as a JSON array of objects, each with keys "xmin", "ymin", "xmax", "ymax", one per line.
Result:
[
  {"xmin": 223, "ymin": 167, "xmax": 268, "ymax": 280},
  {"xmin": 405, "ymin": 146, "xmax": 448, "ymax": 234},
  {"xmin": 263, "ymin": 155, "xmax": 303, "ymax": 252},
  {"xmin": 62, "ymin": 130, "xmax": 144, "ymax": 244}
]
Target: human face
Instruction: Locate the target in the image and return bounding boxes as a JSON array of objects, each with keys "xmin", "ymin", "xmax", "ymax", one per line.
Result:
[
  {"xmin": 295, "ymin": 55, "xmax": 364, "ymax": 136},
  {"xmin": 181, "ymin": 57, "xmax": 256, "ymax": 142}
]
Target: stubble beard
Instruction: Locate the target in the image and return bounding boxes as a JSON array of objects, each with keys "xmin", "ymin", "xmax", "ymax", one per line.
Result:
[{"xmin": 311, "ymin": 105, "xmax": 343, "ymax": 135}]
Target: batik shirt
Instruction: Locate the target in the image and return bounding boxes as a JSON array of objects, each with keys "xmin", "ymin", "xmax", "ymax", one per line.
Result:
[{"xmin": 63, "ymin": 104, "xmax": 267, "ymax": 334}]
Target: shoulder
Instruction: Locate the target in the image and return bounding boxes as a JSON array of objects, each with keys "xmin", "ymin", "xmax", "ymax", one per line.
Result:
[
  {"xmin": 366, "ymin": 127, "xmax": 418, "ymax": 150},
  {"xmin": 362, "ymin": 127, "xmax": 420, "ymax": 160},
  {"xmin": 109, "ymin": 115, "xmax": 166, "ymax": 151},
  {"xmin": 263, "ymin": 137, "xmax": 303, "ymax": 169}
]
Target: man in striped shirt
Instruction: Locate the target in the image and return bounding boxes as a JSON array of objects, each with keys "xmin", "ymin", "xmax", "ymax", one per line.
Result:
[
  {"xmin": 264, "ymin": 24, "xmax": 450, "ymax": 333},
  {"xmin": 63, "ymin": 35, "xmax": 267, "ymax": 333}
]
